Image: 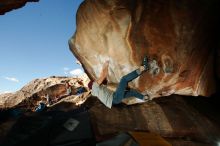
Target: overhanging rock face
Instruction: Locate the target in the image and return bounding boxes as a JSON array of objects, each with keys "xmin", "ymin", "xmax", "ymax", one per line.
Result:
[
  {"xmin": 69, "ymin": 0, "xmax": 219, "ymax": 98},
  {"xmin": 0, "ymin": 0, "xmax": 39, "ymax": 15}
]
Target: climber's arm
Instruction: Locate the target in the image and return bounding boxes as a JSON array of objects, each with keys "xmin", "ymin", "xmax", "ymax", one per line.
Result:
[{"xmin": 96, "ymin": 61, "xmax": 109, "ymax": 85}]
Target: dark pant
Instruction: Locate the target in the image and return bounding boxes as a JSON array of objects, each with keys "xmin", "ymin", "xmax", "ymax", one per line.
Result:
[{"xmin": 112, "ymin": 69, "xmax": 144, "ymax": 104}]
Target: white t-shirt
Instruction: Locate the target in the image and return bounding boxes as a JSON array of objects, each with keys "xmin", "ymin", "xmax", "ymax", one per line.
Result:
[
  {"xmin": 66, "ymin": 87, "xmax": 71, "ymax": 95},
  {"xmin": 91, "ymin": 82, "xmax": 114, "ymax": 108}
]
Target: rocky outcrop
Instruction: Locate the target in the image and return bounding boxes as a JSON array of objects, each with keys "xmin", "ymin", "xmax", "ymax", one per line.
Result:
[
  {"xmin": 69, "ymin": 0, "xmax": 219, "ymax": 98},
  {"xmin": 0, "ymin": 75, "xmax": 90, "ymax": 109},
  {"xmin": 88, "ymin": 95, "xmax": 220, "ymax": 145},
  {"xmin": 0, "ymin": 0, "xmax": 38, "ymax": 15}
]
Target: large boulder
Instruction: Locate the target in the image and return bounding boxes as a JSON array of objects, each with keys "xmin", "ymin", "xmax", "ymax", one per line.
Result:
[{"xmin": 69, "ymin": 0, "xmax": 219, "ymax": 98}]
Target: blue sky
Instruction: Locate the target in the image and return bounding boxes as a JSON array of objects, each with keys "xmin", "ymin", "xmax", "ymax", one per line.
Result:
[{"xmin": 0, "ymin": 0, "xmax": 84, "ymax": 93}]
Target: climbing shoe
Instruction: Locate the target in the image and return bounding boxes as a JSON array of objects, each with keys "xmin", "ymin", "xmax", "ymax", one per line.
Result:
[{"xmin": 142, "ymin": 56, "xmax": 149, "ymax": 71}]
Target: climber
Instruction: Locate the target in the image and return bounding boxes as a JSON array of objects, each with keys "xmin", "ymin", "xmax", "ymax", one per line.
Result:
[{"xmin": 88, "ymin": 56, "xmax": 151, "ymax": 108}]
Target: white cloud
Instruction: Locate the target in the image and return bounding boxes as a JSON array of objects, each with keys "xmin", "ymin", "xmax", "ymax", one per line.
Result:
[
  {"xmin": 0, "ymin": 90, "xmax": 11, "ymax": 95},
  {"xmin": 63, "ymin": 67, "xmax": 70, "ymax": 75},
  {"xmin": 69, "ymin": 69, "xmax": 84, "ymax": 76},
  {"xmin": 63, "ymin": 67, "xmax": 69, "ymax": 71},
  {"xmin": 4, "ymin": 77, "xmax": 19, "ymax": 83}
]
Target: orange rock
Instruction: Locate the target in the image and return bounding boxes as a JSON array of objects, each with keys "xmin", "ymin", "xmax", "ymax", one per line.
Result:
[{"xmin": 69, "ymin": 0, "xmax": 219, "ymax": 98}]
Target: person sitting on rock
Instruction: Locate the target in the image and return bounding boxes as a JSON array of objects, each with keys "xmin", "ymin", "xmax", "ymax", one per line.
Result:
[
  {"xmin": 45, "ymin": 94, "xmax": 51, "ymax": 106},
  {"xmin": 65, "ymin": 82, "xmax": 72, "ymax": 96},
  {"xmin": 76, "ymin": 86, "xmax": 86, "ymax": 95},
  {"xmin": 88, "ymin": 57, "xmax": 151, "ymax": 108}
]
